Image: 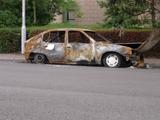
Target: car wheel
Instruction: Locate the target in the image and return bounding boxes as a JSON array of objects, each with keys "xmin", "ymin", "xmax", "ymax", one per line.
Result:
[
  {"xmin": 33, "ymin": 54, "xmax": 47, "ymax": 64},
  {"xmin": 103, "ymin": 53, "xmax": 122, "ymax": 68},
  {"xmin": 123, "ymin": 60, "xmax": 132, "ymax": 67}
]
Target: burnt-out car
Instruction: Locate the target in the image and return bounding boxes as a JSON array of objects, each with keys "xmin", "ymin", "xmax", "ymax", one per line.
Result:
[{"xmin": 24, "ymin": 28, "xmax": 160, "ymax": 68}]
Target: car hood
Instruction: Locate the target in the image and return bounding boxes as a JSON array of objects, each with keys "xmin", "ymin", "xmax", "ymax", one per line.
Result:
[{"xmin": 95, "ymin": 42, "xmax": 132, "ymax": 55}]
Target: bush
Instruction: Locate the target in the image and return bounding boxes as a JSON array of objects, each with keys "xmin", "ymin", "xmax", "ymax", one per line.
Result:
[
  {"xmin": 0, "ymin": 29, "xmax": 21, "ymax": 53},
  {"xmin": 154, "ymin": 21, "xmax": 160, "ymax": 28},
  {"xmin": 97, "ymin": 29, "xmax": 151, "ymax": 43},
  {"xmin": 0, "ymin": 28, "xmax": 44, "ymax": 53}
]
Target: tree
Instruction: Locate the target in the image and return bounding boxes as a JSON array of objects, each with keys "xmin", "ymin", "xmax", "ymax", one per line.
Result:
[
  {"xmin": 0, "ymin": 10, "xmax": 18, "ymax": 27},
  {"xmin": 49, "ymin": 0, "xmax": 81, "ymax": 21},
  {"xmin": 98, "ymin": 0, "xmax": 159, "ymax": 28},
  {"xmin": 26, "ymin": 0, "xmax": 52, "ymax": 25},
  {"xmin": 0, "ymin": 0, "xmax": 78, "ymax": 27},
  {"xmin": 0, "ymin": 0, "xmax": 21, "ymax": 27}
]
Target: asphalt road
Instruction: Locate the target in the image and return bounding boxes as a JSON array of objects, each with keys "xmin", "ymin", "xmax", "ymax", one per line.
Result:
[{"xmin": 0, "ymin": 61, "xmax": 160, "ymax": 120}]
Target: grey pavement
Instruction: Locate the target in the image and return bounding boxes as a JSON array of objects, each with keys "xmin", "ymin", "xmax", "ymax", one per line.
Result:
[{"xmin": 0, "ymin": 60, "xmax": 160, "ymax": 120}]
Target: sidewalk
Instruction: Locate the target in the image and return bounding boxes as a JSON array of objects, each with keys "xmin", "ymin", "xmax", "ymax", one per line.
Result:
[
  {"xmin": 0, "ymin": 53, "xmax": 25, "ymax": 61},
  {"xmin": 144, "ymin": 58, "xmax": 160, "ymax": 68}
]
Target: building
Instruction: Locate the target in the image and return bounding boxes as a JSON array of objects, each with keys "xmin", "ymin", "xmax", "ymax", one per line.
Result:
[
  {"xmin": 54, "ymin": 0, "xmax": 160, "ymax": 25},
  {"xmin": 155, "ymin": 0, "xmax": 160, "ymax": 20},
  {"xmin": 54, "ymin": 0, "xmax": 105, "ymax": 25}
]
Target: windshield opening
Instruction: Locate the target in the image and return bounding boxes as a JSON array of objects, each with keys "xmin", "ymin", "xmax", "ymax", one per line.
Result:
[{"xmin": 85, "ymin": 31, "xmax": 111, "ymax": 43}]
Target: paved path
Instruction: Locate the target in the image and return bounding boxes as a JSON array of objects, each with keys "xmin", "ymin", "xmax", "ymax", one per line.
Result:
[{"xmin": 0, "ymin": 53, "xmax": 25, "ymax": 61}]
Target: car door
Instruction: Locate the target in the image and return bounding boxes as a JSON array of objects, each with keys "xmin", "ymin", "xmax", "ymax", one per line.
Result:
[
  {"xmin": 66, "ymin": 30, "xmax": 94, "ymax": 63},
  {"xmin": 42, "ymin": 30, "xmax": 66, "ymax": 62}
]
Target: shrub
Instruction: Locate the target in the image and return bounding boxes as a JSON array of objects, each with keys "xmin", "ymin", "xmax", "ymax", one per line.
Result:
[
  {"xmin": 97, "ymin": 29, "xmax": 151, "ymax": 43},
  {"xmin": 0, "ymin": 29, "xmax": 21, "ymax": 53},
  {"xmin": 154, "ymin": 21, "xmax": 160, "ymax": 28}
]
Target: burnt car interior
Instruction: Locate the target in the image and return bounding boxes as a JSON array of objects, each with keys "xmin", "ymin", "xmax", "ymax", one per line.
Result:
[
  {"xmin": 43, "ymin": 31, "xmax": 65, "ymax": 43},
  {"xmin": 85, "ymin": 31, "xmax": 110, "ymax": 42},
  {"xmin": 68, "ymin": 31, "xmax": 90, "ymax": 43}
]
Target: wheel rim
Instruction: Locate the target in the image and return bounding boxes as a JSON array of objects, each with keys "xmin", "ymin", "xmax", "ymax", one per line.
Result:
[
  {"xmin": 106, "ymin": 54, "xmax": 119, "ymax": 67},
  {"xmin": 34, "ymin": 54, "xmax": 45, "ymax": 63}
]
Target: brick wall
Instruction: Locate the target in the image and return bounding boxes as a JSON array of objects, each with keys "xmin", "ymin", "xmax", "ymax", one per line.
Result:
[
  {"xmin": 73, "ymin": 0, "xmax": 105, "ymax": 24},
  {"xmin": 155, "ymin": 0, "xmax": 160, "ymax": 20}
]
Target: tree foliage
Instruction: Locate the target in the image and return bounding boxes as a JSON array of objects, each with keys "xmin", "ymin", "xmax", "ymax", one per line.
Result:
[
  {"xmin": 0, "ymin": 0, "xmax": 21, "ymax": 27},
  {"xmin": 0, "ymin": 0, "xmax": 77, "ymax": 27},
  {"xmin": 98, "ymin": 0, "xmax": 158, "ymax": 28}
]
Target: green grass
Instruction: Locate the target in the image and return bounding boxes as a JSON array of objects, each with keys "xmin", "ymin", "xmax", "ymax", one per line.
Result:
[
  {"xmin": 0, "ymin": 22, "xmax": 153, "ymax": 32},
  {"xmin": 28, "ymin": 23, "xmax": 153, "ymax": 33},
  {"xmin": 27, "ymin": 22, "xmax": 107, "ymax": 31}
]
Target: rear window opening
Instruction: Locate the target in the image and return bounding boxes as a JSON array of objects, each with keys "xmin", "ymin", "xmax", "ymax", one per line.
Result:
[{"xmin": 43, "ymin": 31, "xmax": 65, "ymax": 43}]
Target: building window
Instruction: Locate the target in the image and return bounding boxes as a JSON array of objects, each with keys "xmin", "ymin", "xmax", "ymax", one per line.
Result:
[{"xmin": 63, "ymin": 11, "xmax": 75, "ymax": 22}]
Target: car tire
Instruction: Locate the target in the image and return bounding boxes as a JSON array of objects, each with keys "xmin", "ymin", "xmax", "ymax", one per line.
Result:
[
  {"xmin": 33, "ymin": 53, "xmax": 47, "ymax": 64},
  {"xmin": 123, "ymin": 60, "xmax": 132, "ymax": 67},
  {"xmin": 102, "ymin": 53, "xmax": 122, "ymax": 68}
]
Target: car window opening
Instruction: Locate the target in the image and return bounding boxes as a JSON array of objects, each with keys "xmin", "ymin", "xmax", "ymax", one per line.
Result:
[
  {"xmin": 43, "ymin": 31, "xmax": 65, "ymax": 43},
  {"xmin": 68, "ymin": 31, "xmax": 90, "ymax": 43},
  {"xmin": 85, "ymin": 31, "xmax": 110, "ymax": 43}
]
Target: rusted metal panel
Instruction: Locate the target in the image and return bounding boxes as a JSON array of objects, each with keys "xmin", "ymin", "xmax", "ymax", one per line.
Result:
[
  {"xmin": 95, "ymin": 42, "xmax": 132, "ymax": 64},
  {"xmin": 66, "ymin": 43, "xmax": 93, "ymax": 62},
  {"xmin": 24, "ymin": 34, "xmax": 42, "ymax": 60},
  {"xmin": 36, "ymin": 43, "xmax": 65, "ymax": 63}
]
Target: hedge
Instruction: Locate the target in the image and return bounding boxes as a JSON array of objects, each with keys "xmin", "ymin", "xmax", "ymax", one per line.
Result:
[
  {"xmin": 0, "ymin": 28, "xmax": 21, "ymax": 53},
  {"xmin": 98, "ymin": 30, "xmax": 151, "ymax": 43},
  {"xmin": 0, "ymin": 28, "xmax": 159, "ymax": 57}
]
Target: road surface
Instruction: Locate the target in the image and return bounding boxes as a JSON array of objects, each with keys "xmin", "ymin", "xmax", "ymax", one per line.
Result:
[{"xmin": 0, "ymin": 61, "xmax": 160, "ymax": 120}]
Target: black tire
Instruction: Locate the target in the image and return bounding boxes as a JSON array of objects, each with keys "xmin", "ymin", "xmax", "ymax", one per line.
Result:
[
  {"xmin": 102, "ymin": 53, "xmax": 122, "ymax": 68},
  {"xmin": 123, "ymin": 60, "xmax": 132, "ymax": 67},
  {"xmin": 33, "ymin": 53, "xmax": 47, "ymax": 64}
]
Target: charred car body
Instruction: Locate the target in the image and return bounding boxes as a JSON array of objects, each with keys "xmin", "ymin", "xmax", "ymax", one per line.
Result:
[{"xmin": 24, "ymin": 28, "xmax": 160, "ymax": 68}]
